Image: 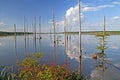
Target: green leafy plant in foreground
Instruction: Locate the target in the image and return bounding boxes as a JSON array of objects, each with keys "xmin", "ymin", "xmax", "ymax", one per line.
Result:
[
  {"xmin": 0, "ymin": 66, "xmax": 9, "ymax": 80},
  {"xmin": 65, "ymin": 72, "xmax": 83, "ymax": 80},
  {"xmin": 18, "ymin": 53, "xmax": 83, "ymax": 80},
  {"xmin": 0, "ymin": 53, "xmax": 84, "ymax": 80},
  {"xmin": 96, "ymin": 32, "xmax": 109, "ymax": 58},
  {"xmin": 0, "ymin": 66, "xmax": 16, "ymax": 80}
]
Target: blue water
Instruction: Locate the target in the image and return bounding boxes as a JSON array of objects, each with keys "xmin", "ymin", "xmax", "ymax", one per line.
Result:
[{"xmin": 0, "ymin": 34, "xmax": 120, "ymax": 79}]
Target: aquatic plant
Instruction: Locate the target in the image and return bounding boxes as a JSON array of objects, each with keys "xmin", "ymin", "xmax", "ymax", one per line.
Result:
[
  {"xmin": 65, "ymin": 72, "xmax": 83, "ymax": 80},
  {"xmin": 0, "ymin": 66, "xmax": 9, "ymax": 80},
  {"xmin": 0, "ymin": 53, "xmax": 84, "ymax": 80},
  {"xmin": 96, "ymin": 16, "xmax": 109, "ymax": 58},
  {"xmin": 0, "ymin": 66, "xmax": 16, "ymax": 80},
  {"xmin": 17, "ymin": 53, "xmax": 83, "ymax": 80}
]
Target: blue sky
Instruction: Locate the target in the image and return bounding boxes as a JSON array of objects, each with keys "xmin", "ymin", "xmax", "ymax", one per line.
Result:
[{"xmin": 0, "ymin": 0, "xmax": 120, "ymax": 32}]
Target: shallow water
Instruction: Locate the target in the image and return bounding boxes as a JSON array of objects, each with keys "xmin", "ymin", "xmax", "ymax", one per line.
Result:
[{"xmin": 0, "ymin": 34, "xmax": 120, "ymax": 79}]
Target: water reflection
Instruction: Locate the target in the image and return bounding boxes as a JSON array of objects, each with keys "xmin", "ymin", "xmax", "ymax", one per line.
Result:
[
  {"xmin": 61, "ymin": 35, "xmax": 91, "ymax": 61},
  {"xmin": 0, "ymin": 34, "xmax": 120, "ymax": 79},
  {"xmin": 33, "ymin": 34, "xmax": 37, "ymax": 53},
  {"xmin": 14, "ymin": 24, "xmax": 19, "ymax": 63},
  {"xmin": 24, "ymin": 32, "xmax": 27, "ymax": 54},
  {"xmin": 90, "ymin": 59, "xmax": 106, "ymax": 80},
  {"xmin": 89, "ymin": 58, "xmax": 120, "ymax": 80},
  {"xmin": 39, "ymin": 16, "xmax": 42, "ymax": 53},
  {"xmin": 0, "ymin": 42, "xmax": 3, "ymax": 46},
  {"xmin": 53, "ymin": 34, "xmax": 57, "ymax": 64},
  {"xmin": 64, "ymin": 34, "xmax": 82, "ymax": 74},
  {"xmin": 39, "ymin": 38, "xmax": 42, "ymax": 53}
]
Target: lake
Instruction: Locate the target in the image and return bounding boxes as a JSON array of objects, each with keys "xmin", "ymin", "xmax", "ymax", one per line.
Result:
[{"xmin": 0, "ymin": 34, "xmax": 120, "ymax": 79}]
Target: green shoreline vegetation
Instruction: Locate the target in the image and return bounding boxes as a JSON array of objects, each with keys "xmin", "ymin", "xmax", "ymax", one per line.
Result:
[
  {"xmin": 63, "ymin": 31, "xmax": 120, "ymax": 35},
  {"xmin": 0, "ymin": 31, "xmax": 33, "ymax": 36},
  {"xmin": 0, "ymin": 31, "xmax": 120, "ymax": 36}
]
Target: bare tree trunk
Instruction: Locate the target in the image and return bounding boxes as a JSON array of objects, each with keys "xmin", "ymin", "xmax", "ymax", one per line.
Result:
[
  {"xmin": 78, "ymin": 0, "xmax": 82, "ymax": 74},
  {"xmin": 102, "ymin": 16, "xmax": 106, "ymax": 59},
  {"xmin": 52, "ymin": 8, "xmax": 57, "ymax": 65},
  {"xmin": 24, "ymin": 16, "xmax": 27, "ymax": 55},
  {"xmin": 39, "ymin": 16, "xmax": 42, "ymax": 39},
  {"xmin": 14, "ymin": 24, "xmax": 18, "ymax": 63}
]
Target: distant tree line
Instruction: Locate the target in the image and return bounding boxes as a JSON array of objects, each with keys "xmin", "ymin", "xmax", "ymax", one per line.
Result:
[{"xmin": 0, "ymin": 31, "xmax": 32, "ymax": 36}]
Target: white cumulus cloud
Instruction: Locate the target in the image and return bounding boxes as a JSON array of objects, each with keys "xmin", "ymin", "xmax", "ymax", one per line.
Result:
[
  {"xmin": 111, "ymin": 16, "xmax": 120, "ymax": 20},
  {"xmin": 64, "ymin": 3, "xmax": 85, "ymax": 30},
  {"xmin": 83, "ymin": 4, "xmax": 113, "ymax": 12},
  {"xmin": 0, "ymin": 22, "xmax": 6, "ymax": 26},
  {"xmin": 112, "ymin": 2, "xmax": 120, "ymax": 5},
  {"xmin": 55, "ymin": 4, "xmax": 83, "ymax": 32},
  {"xmin": 55, "ymin": 2, "xmax": 115, "ymax": 32},
  {"xmin": 65, "ymin": 4, "xmax": 83, "ymax": 25}
]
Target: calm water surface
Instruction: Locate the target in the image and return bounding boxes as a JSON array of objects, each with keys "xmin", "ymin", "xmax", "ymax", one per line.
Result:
[{"xmin": 0, "ymin": 34, "xmax": 120, "ymax": 79}]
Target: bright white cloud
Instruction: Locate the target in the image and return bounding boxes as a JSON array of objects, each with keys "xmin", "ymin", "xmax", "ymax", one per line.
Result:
[
  {"xmin": 66, "ymin": 4, "xmax": 79, "ymax": 25},
  {"xmin": 0, "ymin": 22, "xmax": 6, "ymax": 26},
  {"xmin": 66, "ymin": 5, "xmax": 78, "ymax": 17},
  {"xmin": 112, "ymin": 2, "xmax": 120, "ymax": 5},
  {"xmin": 83, "ymin": 4, "xmax": 113, "ymax": 12},
  {"xmin": 111, "ymin": 16, "xmax": 120, "ymax": 20},
  {"xmin": 55, "ymin": 2, "xmax": 117, "ymax": 32},
  {"xmin": 66, "ymin": 4, "xmax": 84, "ymax": 24},
  {"xmin": 54, "ymin": 4, "xmax": 80, "ymax": 32}
]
